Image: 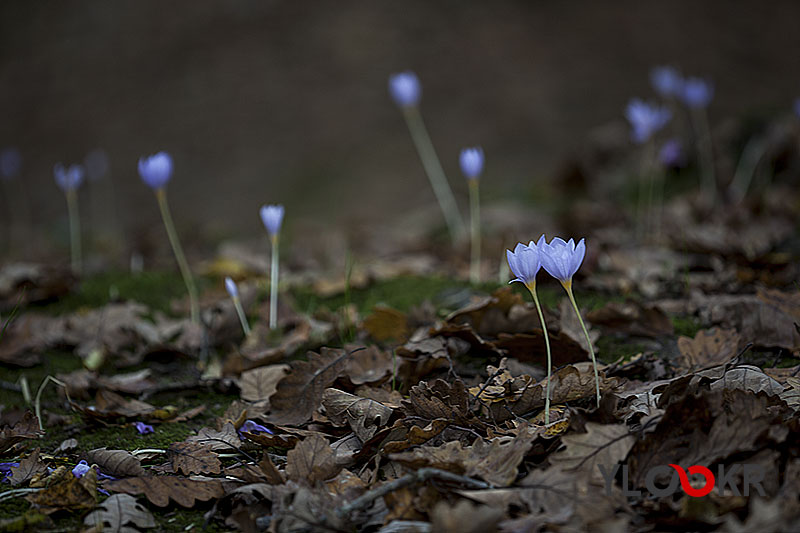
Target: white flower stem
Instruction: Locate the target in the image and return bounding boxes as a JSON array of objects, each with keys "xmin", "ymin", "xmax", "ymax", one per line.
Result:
[
  {"xmin": 65, "ymin": 189, "xmax": 82, "ymax": 275},
  {"xmin": 526, "ymin": 282, "xmax": 552, "ymax": 424},
  {"xmin": 155, "ymin": 188, "xmax": 199, "ymax": 325},
  {"xmin": 232, "ymin": 296, "xmax": 251, "ymax": 336},
  {"xmin": 636, "ymin": 141, "xmax": 654, "ymax": 242},
  {"xmin": 269, "ymin": 235, "xmax": 279, "ymax": 330},
  {"xmin": 692, "ymin": 107, "xmax": 716, "ymax": 202},
  {"xmin": 403, "ymin": 106, "xmax": 466, "ymax": 244},
  {"xmin": 563, "ymin": 282, "xmax": 600, "ymax": 407},
  {"xmin": 468, "ymin": 179, "xmax": 481, "ymax": 284}
]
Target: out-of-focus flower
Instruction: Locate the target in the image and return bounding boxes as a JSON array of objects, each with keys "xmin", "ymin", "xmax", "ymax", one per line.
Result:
[
  {"xmin": 54, "ymin": 164, "xmax": 85, "ymax": 192},
  {"xmin": 137, "ymin": 152, "xmax": 173, "ymax": 190},
  {"xmin": 650, "ymin": 66, "xmax": 683, "ymax": 97},
  {"xmin": 0, "ymin": 462, "xmax": 19, "ymax": 483},
  {"xmin": 238, "ymin": 419, "xmax": 272, "ymax": 439},
  {"xmin": 540, "ymin": 237, "xmax": 586, "ymax": 283},
  {"xmin": 225, "ymin": 277, "xmax": 239, "ymax": 298},
  {"xmin": 260, "ymin": 204, "xmax": 285, "ymax": 237},
  {"xmin": 681, "ymin": 77, "xmax": 714, "ymax": 108},
  {"xmin": 72, "ymin": 460, "xmax": 91, "ymax": 478},
  {"xmin": 0, "ymin": 147, "xmax": 21, "ymax": 180},
  {"xmin": 134, "ymin": 421, "xmax": 154, "ymax": 435},
  {"xmin": 459, "ymin": 147, "xmax": 484, "ymax": 180},
  {"xmin": 659, "ymin": 138, "xmax": 685, "ymax": 167},
  {"xmin": 625, "ymin": 99, "xmax": 672, "ymax": 144},
  {"xmin": 793, "ymin": 98, "xmax": 800, "ymax": 118},
  {"xmin": 507, "ymin": 236, "xmax": 545, "ymax": 289},
  {"xmin": 389, "ymin": 71, "xmax": 421, "ymax": 108},
  {"xmin": 84, "ymin": 149, "xmax": 110, "ymax": 182}
]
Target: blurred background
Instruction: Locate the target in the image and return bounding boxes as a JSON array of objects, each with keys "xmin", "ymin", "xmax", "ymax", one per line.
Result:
[{"xmin": 1, "ymin": 0, "xmax": 799, "ymax": 266}]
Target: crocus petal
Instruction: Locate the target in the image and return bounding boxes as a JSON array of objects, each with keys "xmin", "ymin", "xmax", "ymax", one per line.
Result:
[{"xmin": 571, "ymin": 238, "xmax": 586, "ymax": 277}]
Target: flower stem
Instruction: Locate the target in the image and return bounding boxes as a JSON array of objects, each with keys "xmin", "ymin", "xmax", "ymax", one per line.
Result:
[
  {"xmin": 468, "ymin": 179, "xmax": 481, "ymax": 284},
  {"xmin": 155, "ymin": 188, "xmax": 199, "ymax": 324},
  {"xmin": 65, "ymin": 189, "xmax": 82, "ymax": 275},
  {"xmin": 692, "ymin": 107, "xmax": 716, "ymax": 202},
  {"xmin": 232, "ymin": 296, "xmax": 251, "ymax": 337},
  {"xmin": 563, "ymin": 282, "xmax": 600, "ymax": 407},
  {"xmin": 269, "ymin": 235, "xmax": 279, "ymax": 330},
  {"xmin": 403, "ymin": 106, "xmax": 466, "ymax": 244},
  {"xmin": 526, "ymin": 282, "xmax": 552, "ymax": 424}
]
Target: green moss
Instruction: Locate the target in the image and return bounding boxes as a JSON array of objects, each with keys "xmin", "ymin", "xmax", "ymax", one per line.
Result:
[
  {"xmin": 671, "ymin": 315, "xmax": 702, "ymax": 338},
  {"xmin": 155, "ymin": 506, "xmax": 226, "ymax": 532}
]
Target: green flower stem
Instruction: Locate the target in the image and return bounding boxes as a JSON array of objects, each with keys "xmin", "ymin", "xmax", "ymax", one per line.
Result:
[
  {"xmin": 65, "ymin": 189, "xmax": 82, "ymax": 275},
  {"xmin": 269, "ymin": 234, "xmax": 279, "ymax": 330},
  {"xmin": 563, "ymin": 281, "xmax": 600, "ymax": 407},
  {"xmin": 402, "ymin": 106, "xmax": 466, "ymax": 244},
  {"xmin": 692, "ymin": 107, "xmax": 716, "ymax": 202},
  {"xmin": 468, "ymin": 179, "xmax": 481, "ymax": 284},
  {"xmin": 525, "ymin": 281, "xmax": 552, "ymax": 424},
  {"xmin": 232, "ymin": 295, "xmax": 251, "ymax": 337},
  {"xmin": 155, "ymin": 188, "xmax": 199, "ymax": 324}
]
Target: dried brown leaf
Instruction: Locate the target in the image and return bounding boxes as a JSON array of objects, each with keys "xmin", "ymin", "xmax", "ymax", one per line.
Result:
[
  {"xmin": 106, "ymin": 476, "xmax": 224, "ymax": 508},
  {"xmin": 168, "ymin": 441, "xmax": 221, "ymax": 475},
  {"xmin": 586, "ymin": 300, "xmax": 674, "ymax": 338},
  {"xmin": 186, "ymin": 422, "xmax": 240, "ymax": 452},
  {"xmin": 549, "ymin": 423, "xmax": 635, "ymax": 486},
  {"xmin": 239, "ymin": 364, "xmax": 290, "ymax": 402},
  {"xmin": 83, "ymin": 493, "xmax": 156, "ymax": 532},
  {"xmin": 0, "ymin": 411, "xmax": 44, "ymax": 456},
  {"xmin": 87, "ymin": 448, "xmax": 146, "ymax": 478},
  {"xmin": 9, "ymin": 448, "xmax": 47, "ymax": 486},
  {"xmin": 343, "ymin": 345, "xmax": 394, "ymax": 386},
  {"xmin": 26, "ymin": 466, "xmax": 97, "ymax": 513},
  {"xmin": 322, "ymin": 388, "xmax": 393, "ymax": 442},
  {"xmin": 362, "ymin": 305, "xmax": 409, "ymax": 342},
  {"xmin": 677, "ymin": 327, "xmax": 740, "ymax": 371},
  {"xmin": 285, "ymin": 434, "xmax": 341, "ymax": 485}
]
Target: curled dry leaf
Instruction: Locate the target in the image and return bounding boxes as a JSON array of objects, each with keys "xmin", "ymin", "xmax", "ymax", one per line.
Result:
[
  {"xmin": 26, "ymin": 466, "xmax": 98, "ymax": 513},
  {"xmin": 186, "ymin": 422, "xmax": 240, "ymax": 452},
  {"xmin": 0, "ymin": 411, "xmax": 44, "ymax": 455},
  {"xmin": 343, "ymin": 345, "xmax": 395, "ymax": 386},
  {"xmin": 168, "ymin": 441, "xmax": 222, "ymax": 475},
  {"xmin": 285, "ymin": 434, "xmax": 341, "ymax": 485},
  {"xmin": 676, "ymin": 327, "xmax": 741, "ymax": 372},
  {"xmin": 106, "ymin": 476, "xmax": 225, "ymax": 508},
  {"xmin": 238, "ymin": 364, "xmax": 290, "ymax": 402},
  {"xmin": 548, "ymin": 423, "xmax": 636, "ymax": 486},
  {"xmin": 9, "ymin": 448, "xmax": 47, "ymax": 486},
  {"xmin": 321, "ymin": 388, "xmax": 393, "ymax": 442},
  {"xmin": 83, "ymin": 493, "xmax": 156, "ymax": 532},
  {"xmin": 87, "ymin": 448, "xmax": 146, "ymax": 477}
]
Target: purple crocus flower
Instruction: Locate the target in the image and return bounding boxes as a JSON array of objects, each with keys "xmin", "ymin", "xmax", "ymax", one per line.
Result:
[
  {"xmin": 389, "ymin": 71, "xmax": 421, "ymax": 108},
  {"xmin": 137, "ymin": 152, "xmax": 173, "ymax": 190},
  {"xmin": 224, "ymin": 277, "xmax": 239, "ymax": 298},
  {"xmin": 659, "ymin": 138, "xmax": 684, "ymax": 167},
  {"xmin": 84, "ymin": 149, "xmax": 110, "ymax": 182},
  {"xmin": 459, "ymin": 147, "xmax": 484, "ymax": 180},
  {"xmin": 0, "ymin": 462, "xmax": 19, "ymax": 483},
  {"xmin": 0, "ymin": 147, "xmax": 21, "ymax": 181},
  {"xmin": 238, "ymin": 419, "xmax": 273, "ymax": 439},
  {"xmin": 72, "ymin": 460, "xmax": 91, "ymax": 478},
  {"xmin": 681, "ymin": 77, "xmax": 714, "ymax": 108},
  {"xmin": 507, "ymin": 236, "xmax": 546, "ymax": 289},
  {"xmin": 650, "ymin": 66, "xmax": 683, "ymax": 98},
  {"xmin": 54, "ymin": 164, "xmax": 85, "ymax": 192},
  {"xmin": 625, "ymin": 99, "xmax": 672, "ymax": 144},
  {"xmin": 134, "ymin": 421, "xmax": 154, "ymax": 434},
  {"xmin": 540, "ymin": 237, "xmax": 586, "ymax": 284},
  {"xmin": 259, "ymin": 204, "xmax": 284, "ymax": 237}
]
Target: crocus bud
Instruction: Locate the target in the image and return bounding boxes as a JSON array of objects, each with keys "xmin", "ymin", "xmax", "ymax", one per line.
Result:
[
  {"xmin": 54, "ymin": 163, "xmax": 85, "ymax": 192},
  {"xmin": 650, "ymin": 66, "xmax": 683, "ymax": 98},
  {"xmin": 459, "ymin": 147, "xmax": 484, "ymax": 180},
  {"xmin": 389, "ymin": 71, "xmax": 421, "ymax": 108},
  {"xmin": 681, "ymin": 77, "xmax": 714, "ymax": 109},
  {"xmin": 137, "ymin": 152, "xmax": 173, "ymax": 190},
  {"xmin": 224, "ymin": 276, "xmax": 239, "ymax": 298},
  {"xmin": 625, "ymin": 99, "xmax": 672, "ymax": 144},
  {"xmin": 260, "ymin": 204, "xmax": 285, "ymax": 237}
]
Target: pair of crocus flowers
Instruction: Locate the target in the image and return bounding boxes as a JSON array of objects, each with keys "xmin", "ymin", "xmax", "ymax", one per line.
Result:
[{"xmin": 506, "ymin": 236, "xmax": 600, "ymax": 424}]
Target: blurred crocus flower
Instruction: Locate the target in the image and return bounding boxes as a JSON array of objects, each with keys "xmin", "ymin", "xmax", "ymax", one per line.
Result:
[
  {"xmin": 0, "ymin": 147, "xmax": 21, "ymax": 180},
  {"xmin": 681, "ymin": 77, "xmax": 714, "ymax": 108},
  {"xmin": 659, "ymin": 138, "xmax": 685, "ymax": 167},
  {"xmin": 625, "ymin": 99, "xmax": 672, "ymax": 144},
  {"xmin": 137, "ymin": 152, "xmax": 173, "ymax": 190},
  {"xmin": 650, "ymin": 66, "xmax": 683, "ymax": 98},
  {"xmin": 225, "ymin": 277, "xmax": 239, "ymax": 298},
  {"xmin": 72, "ymin": 460, "xmax": 91, "ymax": 478},
  {"xmin": 134, "ymin": 421, "xmax": 154, "ymax": 435},
  {"xmin": 238, "ymin": 419, "xmax": 273, "ymax": 439},
  {"xmin": 540, "ymin": 237, "xmax": 586, "ymax": 284},
  {"xmin": 506, "ymin": 237, "xmax": 545, "ymax": 290},
  {"xmin": 54, "ymin": 164, "xmax": 85, "ymax": 192},
  {"xmin": 389, "ymin": 71, "xmax": 422, "ymax": 108},
  {"xmin": 260, "ymin": 204, "xmax": 285, "ymax": 237},
  {"xmin": 85, "ymin": 149, "xmax": 110, "ymax": 182},
  {"xmin": 459, "ymin": 147, "xmax": 484, "ymax": 180}
]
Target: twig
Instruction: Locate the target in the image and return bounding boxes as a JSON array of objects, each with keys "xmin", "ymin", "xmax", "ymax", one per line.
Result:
[
  {"xmin": 34, "ymin": 375, "xmax": 70, "ymax": 431},
  {"xmin": 469, "ymin": 366, "xmax": 506, "ymax": 410},
  {"xmin": 0, "ymin": 488, "xmax": 43, "ymax": 503},
  {"xmin": 336, "ymin": 467, "xmax": 492, "ymax": 518}
]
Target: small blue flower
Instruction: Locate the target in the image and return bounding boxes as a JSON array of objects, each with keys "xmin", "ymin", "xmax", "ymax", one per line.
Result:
[
  {"xmin": 54, "ymin": 163, "xmax": 85, "ymax": 192},
  {"xmin": 659, "ymin": 138, "xmax": 684, "ymax": 167},
  {"xmin": 680, "ymin": 77, "xmax": 713, "ymax": 108},
  {"xmin": 238, "ymin": 419, "xmax": 272, "ymax": 440},
  {"xmin": 72, "ymin": 460, "xmax": 91, "ymax": 478},
  {"xmin": 389, "ymin": 71, "xmax": 421, "ymax": 108},
  {"xmin": 625, "ymin": 99, "xmax": 672, "ymax": 144},
  {"xmin": 0, "ymin": 462, "xmax": 19, "ymax": 483},
  {"xmin": 260, "ymin": 204, "xmax": 284, "ymax": 237},
  {"xmin": 134, "ymin": 421, "xmax": 154, "ymax": 435},
  {"xmin": 459, "ymin": 147, "xmax": 484, "ymax": 180},
  {"xmin": 84, "ymin": 149, "xmax": 109, "ymax": 182},
  {"xmin": 137, "ymin": 152, "xmax": 173, "ymax": 190},
  {"xmin": 540, "ymin": 237, "xmax": 586, "ymax": 284},
  {"xmin": 507, "ymin": 236, "xmax": 546, "ymax": 289},
  {"xmin": 0, "ymin": 147, "xmax": 21, "ymax": 180},
  {"xmin": 650, "ymin": 66, "xmax": 683, "ymax": 98},
  {"xmin": 224, "ymin": 277, "xmax": 239, "ymax": 298}
]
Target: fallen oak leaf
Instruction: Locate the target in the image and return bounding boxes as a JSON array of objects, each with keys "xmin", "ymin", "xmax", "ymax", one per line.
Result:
[
  {"xmin": 677, "ymin": 327, "xmax": 741, "ymax": 372},
  {"xmin": 0, "ymin": 411, "xmax": 44, "ymax": 456},
  {"xmin": 105, "ymin": 476, "xmax": 225, "ymax": 508},
  {"xmin": 321, "ymin": 388, "xmax": 393, "ymax": 442},
  {"xmin": 285, "ymin": 434, "xmax": 341, "ymax": 485},
  {"xmin": 239, "ymin": 364, "xmax": 289, "ymax": 402},
  {"xmin": 83, "ymin": 493, "xmax": 155, "ymax": 532},
  {"xmin": 9, "ymin": 448, "xmax": 47, "ymax": 486},
  {"xmin": 186, "ymin": 422, "xmax": 240, "ymax": 452},
  {"xmin": 168, "ymin": 441, "xmax": 221, "ymax": 475},
  {"xmin": 26, "ymin": 466, "xmax": 97, "ymax": 513},
  {"xmin": 86, "ymin": 448, "xmax": 146, "ymax": 478}
]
